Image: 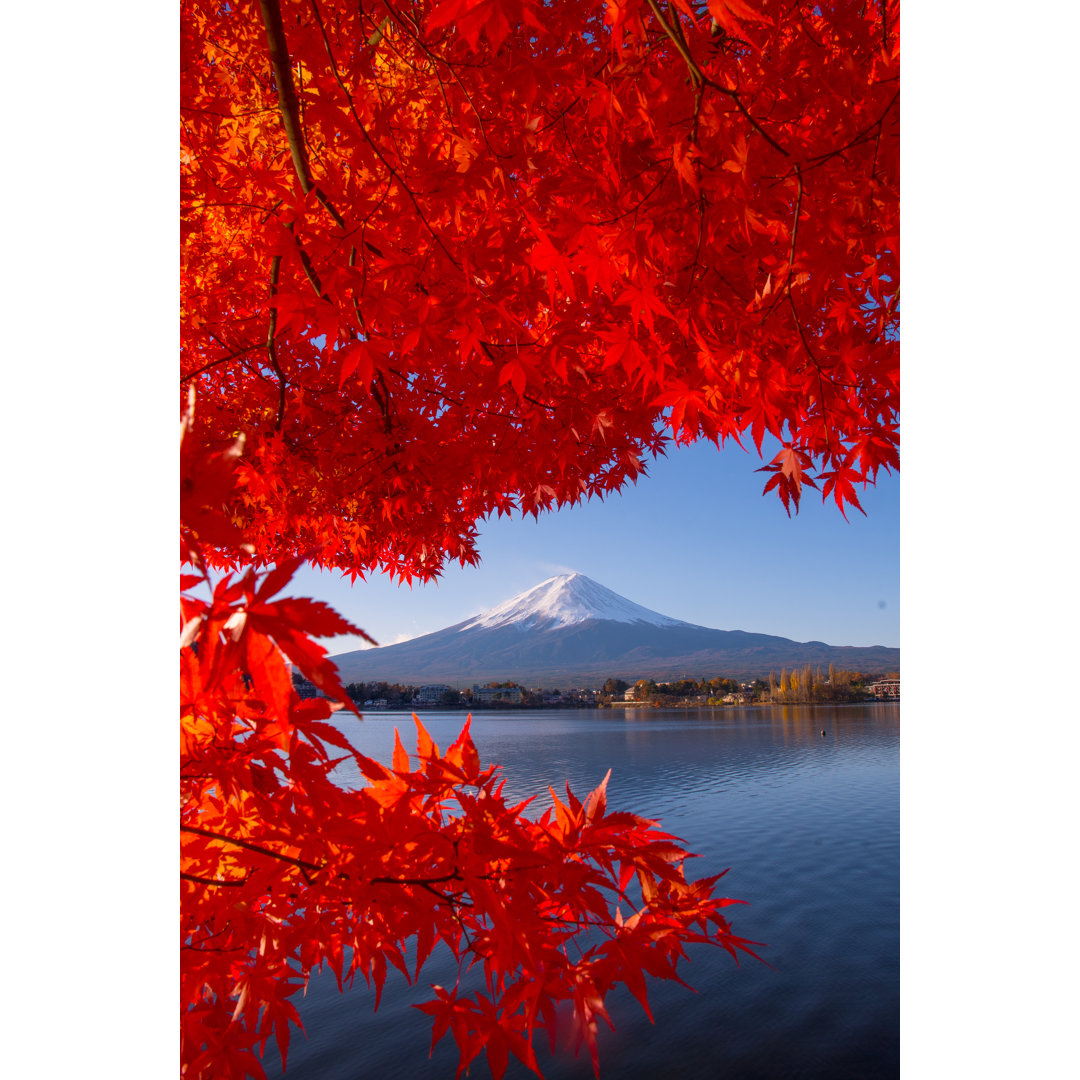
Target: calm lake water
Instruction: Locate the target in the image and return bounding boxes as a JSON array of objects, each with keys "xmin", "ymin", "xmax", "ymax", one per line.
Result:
[{"xmin": 281, "ymin": 705, "xmax": 899, "ymax": 1079}]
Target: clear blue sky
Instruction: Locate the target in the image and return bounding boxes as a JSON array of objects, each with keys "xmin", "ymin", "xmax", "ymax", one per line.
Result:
[{"xmin": 293, "ymin": 436, "xmax": 899, "ymax": 657}]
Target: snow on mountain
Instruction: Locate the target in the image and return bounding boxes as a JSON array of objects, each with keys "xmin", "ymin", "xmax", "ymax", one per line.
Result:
[
  {"xmin": 457, "ymin": 572, "xmax": 705, "ymax": 632},
  {"xmin": 328, "ymin": 571, "xmax": 900, "ymax": 687}
]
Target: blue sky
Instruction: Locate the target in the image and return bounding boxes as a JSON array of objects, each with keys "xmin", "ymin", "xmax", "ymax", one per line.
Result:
[{"xmin": 293, "ymin": 435, "xmax": 899, "ymax": 657}]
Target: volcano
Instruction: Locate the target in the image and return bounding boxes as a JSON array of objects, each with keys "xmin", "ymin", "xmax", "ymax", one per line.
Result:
[{"xmin": 330, "ymin": 572, "xmax": 899, "ymax": 688}]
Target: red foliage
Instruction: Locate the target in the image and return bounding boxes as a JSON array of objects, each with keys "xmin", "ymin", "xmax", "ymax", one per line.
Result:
[{"xmin": 180, "ymin": 1, "xmax": 898, "ymax": 1075}]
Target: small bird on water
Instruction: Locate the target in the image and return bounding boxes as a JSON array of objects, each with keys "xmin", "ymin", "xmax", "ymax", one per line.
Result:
[{"xmin": 820, "ymin": 730, "xmax": 827, "ymax": 736}]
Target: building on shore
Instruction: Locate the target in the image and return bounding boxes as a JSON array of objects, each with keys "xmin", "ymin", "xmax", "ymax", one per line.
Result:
[
  {"xmin": 413, "ymin": 684, "xmax": 452, "ymax": 706},
  {"xmin": 867, "ymin": 676, "xmax": 900, "ymax": 700},
  {"xmin": 472, "ymin": 684, "xmax": 524, "ymax": 704}
]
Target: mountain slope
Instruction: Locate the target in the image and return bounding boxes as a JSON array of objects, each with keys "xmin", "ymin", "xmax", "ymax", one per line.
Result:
[
  {"xmin": 456, "ymin": 573, "xmax": 701, "ymax": 631},
  {"xmin": 330, "ymin": 573, "xmax": 899, "ymax": 687}
]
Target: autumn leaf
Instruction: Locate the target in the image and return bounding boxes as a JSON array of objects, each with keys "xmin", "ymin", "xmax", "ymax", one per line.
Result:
[{"xmin": 756, "ymin": 444, "xmax": 819, "ymax": 516}]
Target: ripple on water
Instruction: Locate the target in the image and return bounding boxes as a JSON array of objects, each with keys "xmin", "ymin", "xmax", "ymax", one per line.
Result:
[{"xmin": 286, "ymin": 706, "xmax": 898, "ymax": 1080}]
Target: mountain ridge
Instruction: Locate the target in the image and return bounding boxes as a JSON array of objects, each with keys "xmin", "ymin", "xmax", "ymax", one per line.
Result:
[
  {"xmin": 457, "ymin": 572, "xmax": 706, "ymax": 632},
  {"xmin": 331, "ymin": 573, "xmax": 899, "ymax": 687}
]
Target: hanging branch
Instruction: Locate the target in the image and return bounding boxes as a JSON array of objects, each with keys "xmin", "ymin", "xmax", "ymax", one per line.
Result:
[
  {"xmin": 643, "ymin": 0, "xmax": 791, "ymax": 158},
  {"xmin": 266, "ymin": 254, "xmax": 287, "ymax": 430},
  {"xmin": 258, "ymin": 0, "xmax": 348, "ymax": 233},
  {"xmin": 256, "ymin": 0, "xmax": 313, "ymax": 192}
]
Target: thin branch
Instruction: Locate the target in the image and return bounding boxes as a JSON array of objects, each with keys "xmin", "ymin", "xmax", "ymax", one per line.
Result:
[
  {"xmin": 181, "ymin": 824, "xmax": 322, "ymax": 872},
  {"xmin": 709, "ymin": 267, "xmax": 750, "ymax": 304},
  {"xmin": 307, "ymin": 0, "xmax": 464, "ymax": 283},
  {"xmin": 757, "ymin": 164, "xmax": 804, "ymax": 321},
  {"xmin": 792, "ymin": 0, "xmax": 825, "ymax": 49},
  {"xmin": 286, "ymin": 222, "xmax": 325, "ymax": 297},
  {"xmin": 266, "ymin": 254, "xmax": 287, "ymax": 430},
  {"xmin": 183, "ymin": 824, "xmax": 510, "ymax": 904},
  {"xmin": 370, "ymin": 871, "xmax": 463, "ymax": 888},
  {"xmin": 644, "ymin": 0, "xmax": 702, "ymax": 87},
  {"xmin": 181, "ymin": 343, "xmax": 262, "ymax": 383},
  {"xmin": 803, "ymin": 91, "xmax": 898, "ymax": 169},
  {"xmin": 666, "ymin": 1, "xmax": 697, "ymax": 80},
  {"xmin": 683, "ymin": 188, "xmax": 707, "ymax": 301},
  {"xmin": 381, "ymin": 0, "xmax": 510, "ymax": 162},
  {"xmin": 644, "ymin": 0, "xmax": 790, "ymax": 158},
  {"xmin": 787, "ymin": 164, "xmax": 803, "ymax": 281},
  {"xmin": 593, "ymin": 161, "xmax": 674, "ymax": 226},
  {"xmin": 182, "ymin": 871, "xmax": 248, "ymax": 888}
]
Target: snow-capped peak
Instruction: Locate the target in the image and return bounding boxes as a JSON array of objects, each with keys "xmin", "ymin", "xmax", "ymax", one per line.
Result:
[{"xmin": 457, "ymin": 573, "xmax": 703, "ymax": 632}]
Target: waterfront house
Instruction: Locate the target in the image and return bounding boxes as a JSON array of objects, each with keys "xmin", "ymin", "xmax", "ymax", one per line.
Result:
[{"xmin": 413, "ymin": 684, "xmax": 452, "ymax": 706}]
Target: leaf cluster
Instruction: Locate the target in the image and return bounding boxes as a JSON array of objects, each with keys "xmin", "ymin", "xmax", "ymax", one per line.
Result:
[
  {"xmin": 182, "ymin": 0, "xmax": 899, "ymax": 583},
  {"xmin": 180, "ymin": 2, "xmax": 899, "ymax": 1074},
  {"xmin": 182, "ymin": 551, "xmax": 759, "ymax": 1079}
]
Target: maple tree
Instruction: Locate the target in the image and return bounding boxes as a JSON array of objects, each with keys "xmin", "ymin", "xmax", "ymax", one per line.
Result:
[{"xmin": 181, "ymin": 1, "xmax": 898, "ymax": 1077}]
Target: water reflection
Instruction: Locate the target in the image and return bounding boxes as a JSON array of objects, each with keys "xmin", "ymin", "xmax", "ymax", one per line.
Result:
[{"xmin": 288, "ymin": 705, "xmax": 898, "ymax": 1080}]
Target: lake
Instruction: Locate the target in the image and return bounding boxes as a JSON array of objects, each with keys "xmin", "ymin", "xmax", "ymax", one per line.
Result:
[{"xmin": 281, "ymin": 704, "xmax": 899, "ymax": 1079}]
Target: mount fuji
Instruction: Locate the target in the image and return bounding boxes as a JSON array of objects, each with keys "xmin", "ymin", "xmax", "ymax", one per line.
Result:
[{"xmin": 329, "ymin": 572, "xmax": 900, "ymax": 687}]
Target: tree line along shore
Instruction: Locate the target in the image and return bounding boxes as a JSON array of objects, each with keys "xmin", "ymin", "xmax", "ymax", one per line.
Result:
[{"xmin": 294, "ymin": 665, "xmax": 900, "ymax": 710}]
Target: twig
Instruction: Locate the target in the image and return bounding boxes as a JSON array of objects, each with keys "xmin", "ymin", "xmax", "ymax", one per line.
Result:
[
  {"xmin": 803, "ymin": 91, "xmax": 899, "ymax": 168},
  {"xmin": 181, "ymin": 343, "xmax": 262, "ymax": 383},
  {"xmin": 644, "ymin": 0, "xmax": 702, "ymax": 87},
  {"xmin": 643, "ymin": 0, "xmax": 790, "ymax": 158},
  {"xmin": 782, "ymin": 164, "xmax": 832, "ymax": 451},
  {"xmin": 306, "ymin": 0, "xmax": 464, "ymax": 283},
  {"xmin": 286, "ymin": 222, "xmax": 325, "ymax": 297}
]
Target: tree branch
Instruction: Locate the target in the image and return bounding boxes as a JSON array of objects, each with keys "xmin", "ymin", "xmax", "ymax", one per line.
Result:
[
  {"xmin": 181, "ymin": 343, "xmax": 262, "ymax": 383},
  {"xmin": 266, "ymin": 254, "xmax": 287, "ymax": 430},
  {"xmin": 182, "ymin": 871, "xmax": 249, "ymax": 888},
  {"xmin": 182, "ymin": 823, "xmax": 322, "ymax": 873},
  {"xmin": 644, "ymin": 0, "xmax": 790, "ymax": 157},
  {"xmin": 258, "ymin": 0, "xmax": 349, "ymax": 240},
  {"xmin": 256, "ymin": 0, "xmax": 313, "ymax": 193},
  {"xmin": 306, "ymin": 0, "xmax": 463, "ymax": 277}
]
